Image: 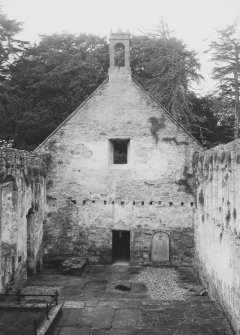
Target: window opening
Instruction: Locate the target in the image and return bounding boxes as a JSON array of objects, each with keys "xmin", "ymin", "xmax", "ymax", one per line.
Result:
[{"xmin": 111, "ymin": 139, "xmax": 129, "ymax": 164}]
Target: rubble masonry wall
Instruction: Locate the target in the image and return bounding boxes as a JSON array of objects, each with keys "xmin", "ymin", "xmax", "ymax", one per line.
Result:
[
  {"xmin": 38, "ymin": 69, "xmax": 201, "ymax": 266},
  {"xmin": 0, "ymin": 148, "xmax": 45, "ymax": 292},
  {"xmin": 194, "ymin": 139, "xmax": 240, "ymax": 333}
]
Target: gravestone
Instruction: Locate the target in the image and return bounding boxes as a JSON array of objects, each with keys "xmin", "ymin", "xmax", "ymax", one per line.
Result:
[{"xmin": 151, "ymin": 232, "xmax": 170, "ymax": 265}]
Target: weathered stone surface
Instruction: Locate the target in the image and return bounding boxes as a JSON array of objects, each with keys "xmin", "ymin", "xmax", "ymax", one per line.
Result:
[
  {"xmin": 113, "ymin": 309, "xmax": 142, "ymax": 329},
  {"xmin": 151, "ymin": 231, "xmax": 169, "ymax": 264},
  {"xmin": 194, "ymin": 138, "xmax": 240, "ymax": 334},
  {"xmin": 34, "ymin": 265, "xmax": 233, "ymax": 335},
  {"xmin": 37, "ymin": 32, "xmax": 201, "ymax": 266},
  {"xmin": 80, "ymin": 306, "xmax": 115, "ymax": 328},
  {"xmin": 92, "ymin": 329, "xmax": 107, "ymax": 335},
  {"xmin": 58, "ymin": 326, "xmax": 88, "ymax": 335},
  {"xmin": 57, "ymin": 309, "xmax": 82, "ymax": 326},
  {"xmin": 0, "ymin": 148, "xmax": 46, "ymax": 292}
]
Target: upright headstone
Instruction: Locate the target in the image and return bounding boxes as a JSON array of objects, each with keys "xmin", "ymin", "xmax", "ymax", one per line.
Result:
[{"xmin": 151, "ymin": 232, "xmax": 170, "ymax": 265}]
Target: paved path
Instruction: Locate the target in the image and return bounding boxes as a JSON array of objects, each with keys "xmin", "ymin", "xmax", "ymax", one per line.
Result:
[{"xmin": 26, "ymin": 265, "xmax": 234, "ymax": 334}]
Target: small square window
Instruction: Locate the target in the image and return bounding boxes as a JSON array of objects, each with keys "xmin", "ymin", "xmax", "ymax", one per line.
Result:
[{"xmin": 110, "ymin": 139, "xmax": 129, "ymax": 164}]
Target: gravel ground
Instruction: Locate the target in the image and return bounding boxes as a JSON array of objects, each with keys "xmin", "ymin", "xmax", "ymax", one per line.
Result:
[
  {"xmin": 137, "ymin": 268, "xmax": 190, "ymax": 300},
  {"xmin": 22, "ymin": 285, "xmax": 62, "ymax": 295}
]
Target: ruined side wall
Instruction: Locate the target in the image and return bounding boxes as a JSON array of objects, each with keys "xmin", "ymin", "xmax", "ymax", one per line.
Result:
[
  {"xmin": 194, "ymin": 139, "xmax": 240, "ymax": 333},
  {"xmin": 0, "ymin": 149, "xmax": 46, "ymax": 292},
  {"xmin": 38, "ymin": 70, "xmax": 201, "ymax": 266}
]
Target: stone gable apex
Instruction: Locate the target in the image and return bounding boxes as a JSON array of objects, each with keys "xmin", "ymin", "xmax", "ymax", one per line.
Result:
[
  {"xmin": 36, "ymin": 30, "xmax": 202, "ymax": 151},
  {"xmin": 35, "ymin": 73, "xmax": 202, "ymax": 151}
]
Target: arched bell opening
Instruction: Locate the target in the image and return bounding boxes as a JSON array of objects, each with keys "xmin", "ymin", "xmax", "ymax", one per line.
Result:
[{"xmin": 114, "ymin": 42, "xmax": 125, "ymax": 67}]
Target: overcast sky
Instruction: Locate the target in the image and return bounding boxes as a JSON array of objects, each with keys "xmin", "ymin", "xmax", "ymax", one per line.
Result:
[{"xmin": 1, "ymin": 0, "xmax": 240, "ymax": 94}]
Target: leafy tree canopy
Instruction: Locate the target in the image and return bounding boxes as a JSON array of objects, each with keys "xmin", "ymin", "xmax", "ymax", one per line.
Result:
[
  {"xmin": 131, "ymin": 22, "xmax": 203, "ymax": 131},
  {"xmin": 7, "ymin": 33, "xmax": 109, "ymax": 149},
  {"xmin": 0, "ymin": 9, "xmax": 28, "ymax": 144},
  {"xmin": 189, "ymin": 94, "xmax": 231, "ymax": 147},
  {"xmin": 0, "ymin": 19, "xmax": 232, "ymax": 149},
  {"xmin": 0, "ymin": 9, "xmax": 27, "ymax": 76},
  {"xmin": 208, "ymin": 23, "xmax": 240, "ymax": 139}
]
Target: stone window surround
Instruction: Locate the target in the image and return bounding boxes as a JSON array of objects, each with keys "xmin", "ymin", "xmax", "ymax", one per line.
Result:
[{"xmin": 108, "ymin": 137, "xmax": 131, "ymax": 167}]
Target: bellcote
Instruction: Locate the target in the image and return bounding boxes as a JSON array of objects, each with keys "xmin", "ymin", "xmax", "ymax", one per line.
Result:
[{"xmin": 109, "ymin": 29, "xmax": 131, "ymax": 77}]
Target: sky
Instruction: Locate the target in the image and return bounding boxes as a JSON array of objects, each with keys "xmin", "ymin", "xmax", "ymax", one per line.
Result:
[{"xmin": 1, "ymin": 0, "xmax": 240, "ymax": 94}]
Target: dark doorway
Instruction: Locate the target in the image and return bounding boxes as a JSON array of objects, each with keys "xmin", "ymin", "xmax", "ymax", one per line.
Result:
[{"xmin": 112, "ymin": 230, "xmax": 130, "ymax": 262}]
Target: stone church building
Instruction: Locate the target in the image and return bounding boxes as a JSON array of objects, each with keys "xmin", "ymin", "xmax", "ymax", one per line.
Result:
[
  {"xmin": 2, "ymin": 29, "xmax": 240, "ymax": 333},
  {"xmin": 37, "ymin": 30, "xmax": 201, "ymax": 266}
]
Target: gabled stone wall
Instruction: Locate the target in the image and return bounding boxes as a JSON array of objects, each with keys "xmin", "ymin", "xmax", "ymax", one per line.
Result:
[
  {"xmin": 38, "ymin": 68, "xmax": 201, "ymax": 266},
  {"xmin": 0, "ymin": 148, "xmax": 46, "ymax": 292},
  {"xmin": 194, "ymin": 139, "xmax": 240, "ymax": 333}
]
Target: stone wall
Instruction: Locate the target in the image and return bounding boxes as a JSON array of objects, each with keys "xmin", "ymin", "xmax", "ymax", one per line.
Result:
[
  {"xmin": 194, "ymin": 139, "xmax": 240, "ymax": 334},
  {"xmin": 0, "ymin": 148, "xmax": 46, "ymax": 292},
  {"xmin": 38, "ymin": 68, "xmax": 201, "ymax": 266}
]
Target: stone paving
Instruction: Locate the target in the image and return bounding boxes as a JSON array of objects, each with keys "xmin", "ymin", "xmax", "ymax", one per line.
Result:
[{"xmin": 26, "ymin": 265, "xmax": 235, "ymax": 334}]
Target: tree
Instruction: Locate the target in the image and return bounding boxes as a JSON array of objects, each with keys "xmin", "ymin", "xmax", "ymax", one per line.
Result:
[
  {"xmin": 0, "ymin": 9, "xmax": 28, "ymax": 145},
  {"xmin": 189, "ymin": 94, "xmax": 231, "ymax": 147},
  {"xmin": 130, "ymin": 31, "xmax": 233, "ymax": 146},
  {"xmin": 130, "ymin": 22, "xmax": 203, "ymax": 130},
  {"xmin": 7, "ymin": 33, "xmax": 109, "ymax": 149},
  {"xmin": 3, "ymin": 25, "xmax": 219, "ymax": 149},
  {"xmin": 0, "ymin": 10, "xmax": 27, "ymax": 76},
  {"xmin": 209, "ymin": 24, "xmax": 240, "ymax": 139}
]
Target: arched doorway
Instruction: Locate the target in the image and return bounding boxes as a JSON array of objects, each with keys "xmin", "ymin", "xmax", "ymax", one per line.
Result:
[{"xmin": 0, "ymin": 175, "xmax": 18, "ymax": 291}]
